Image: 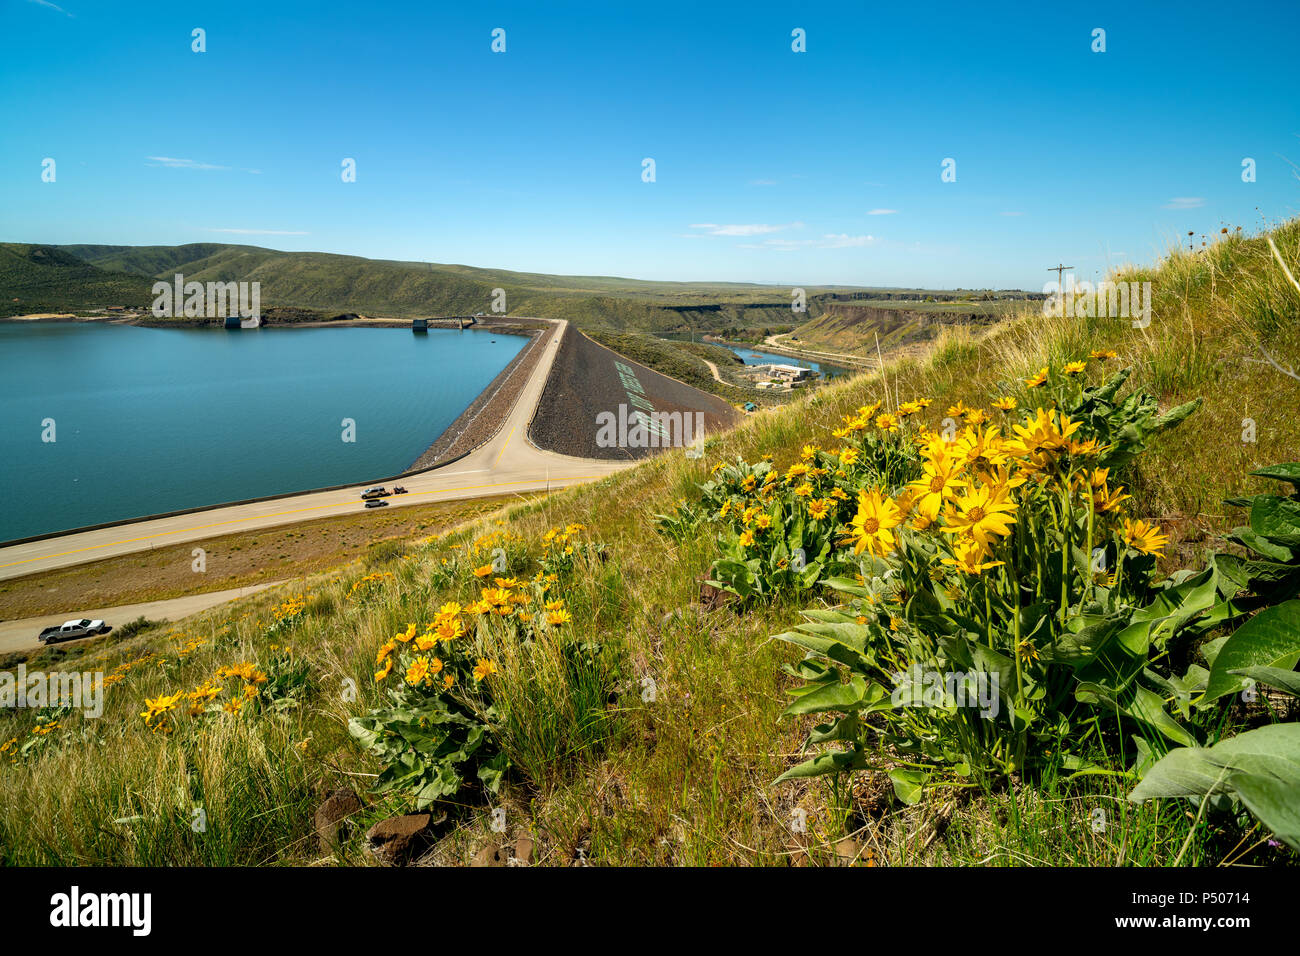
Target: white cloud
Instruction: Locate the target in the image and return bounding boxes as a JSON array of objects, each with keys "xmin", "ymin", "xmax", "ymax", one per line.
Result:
[
  {"xmin": 147, "ymin": 156, "xmax": 229, "ymax": 170},
  {"xmin": 740, "ymin": 234, "xmax": 875, "ymax": 250},
  {"xmin": 206, "ymin": 228, "xmax": 310, "ymax": 236},
  {"xmin": 28, "ymin": 0, "xmax": 73, "ymax": 16},
  {"xmin": 819, "ymin": 233, "xmax": 874, "ymax": 248},
  {"xmin": 867, "ymin": 209, "xmax": 898, "ymax": 216},
  {"xmin": 1163, "ymin": 197, "xmax": 1205, "ymax": 210},
  {"xmin": 146, "ymin": 156, "xmax": 261, "ymax": 174},
  {"xmin": 688, "ymin": 222, "xmax": 802, "ymax": 237}
]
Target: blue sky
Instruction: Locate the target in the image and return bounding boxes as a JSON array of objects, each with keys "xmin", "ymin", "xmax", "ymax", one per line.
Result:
[{"xmin": 2, "ymin": 0, "xmax": 1298, "ymax": 289}]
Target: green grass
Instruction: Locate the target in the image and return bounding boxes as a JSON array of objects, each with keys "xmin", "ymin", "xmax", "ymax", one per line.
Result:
[
  {"xmin": 0, "ymin": 244, "xmax": 153, "ymax": 316},
  {"xmin": 5, "ymin": 240, "xmax": 1036, "ymax": 334},
  {"xmin": 18, "ymin": 241, "xmax": 859, "ymax": 331},
  {"xmin": 1, "ymin": 219, "xmax": 1297, "ymax": 866}
]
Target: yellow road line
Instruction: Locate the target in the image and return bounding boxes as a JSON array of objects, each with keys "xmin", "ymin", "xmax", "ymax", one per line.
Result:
[
  {"xmin": 494, "ymin": 426, "xmax": 516, "ymax": 468},
  {"xmin": 0, "ymin": 475, "xmax": 602, "ymax": 571}
]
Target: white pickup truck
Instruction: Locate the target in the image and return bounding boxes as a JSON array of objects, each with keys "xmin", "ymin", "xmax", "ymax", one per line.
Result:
[{"xmin": 37, "ymin": 618, "xmax": 112, "ymax": 645}]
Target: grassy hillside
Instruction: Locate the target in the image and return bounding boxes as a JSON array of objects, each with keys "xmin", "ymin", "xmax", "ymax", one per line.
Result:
[
  {"xmin": 2, "ymin": 220, "xmax": 1297, "ymax": 867},
  {"xmin": 4, "ymin": 241, "xmax": 1040, "ymax": 335},
  {"xmin": 0, "ymin": 244, "xmax": 153, "ymax": 316},
  {"xmin": 784, "ymin": 299, "xmax": 1016, "ymax": 358},
  {"xmin": 49, "ymin": 242, "xmax": 851, "ymax": 332}
]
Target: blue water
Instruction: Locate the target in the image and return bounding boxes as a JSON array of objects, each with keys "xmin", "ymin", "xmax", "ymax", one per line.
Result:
[
  {"xmin": 723, "ymin": 345, "xmax": 850, "ymax": 378},
  {"xmin": 0, "ymin": 323, "xmax": 525, "ymax": 540},
  {"xmin": 654, "ymin": 333, "xmax": 852, "ymax": 378}
]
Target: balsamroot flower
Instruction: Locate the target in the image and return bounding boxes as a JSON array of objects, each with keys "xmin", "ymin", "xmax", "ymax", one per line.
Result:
[
  {"xmin": 1122, "ymin": 518, "xmax": 1168, "ymax": 555},
  {"xmin": 941, "ymin": 483, "xmax": 1018, "ymax": 550},
  {"xmin": 907, "ymin": 455, "xmax": 965, "ymax": 523},
  {"xmin": 941, "ymin": 539, "xmax": 1005, "ymax": 576},
  {"xmin": 843, "ymin": 488, "xmax": 903, "ymax": 557}
]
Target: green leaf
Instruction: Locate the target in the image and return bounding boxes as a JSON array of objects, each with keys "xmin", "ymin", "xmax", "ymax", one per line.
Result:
[
  {"xmin": 1232, "ymin": 773, "xmax": 1300, "ymax": 852},
  {"xmin": 1204, "ymin": 600, "xmax": 1300, "ymax": 703},
  {"xmin": 1129, "ymin": 724, "xmax": 1300, "ymax": 850},
  {"xmin": 1075, "ymin": 682, "xmax": 1197, "ymax": 748},
  {"xmin": 820, "ymin": 575, "xmax": 871, "ymax": 597},
  {"xmin": 783, "ymin": 676, "xmax": 868, "ymax": 716},
  {"xmin": 1091, "ymin": 367, "xmax": 1132, "ymax": 403},
  {"xmin": 1250, "ymin": 495, "xmax": 1300, "ymax": 548},
  {"xmin": 774, "ymin": 748, "xmax": 865, "ymax": 783},
  {"xmin": 1250, "ymin": 463, "xmax": 1300, "ymax": 485},
  {"xmin": 1227, "ymin": 665, "xmax": 1300, "ymax": 699},
  {"xmin": 807, "ymin": 714, "xmax": 861, "ymax": 745},
  {"xmin": 888, "ymin": 768, "xmax": 927, "ymax": 805},
  {"xmin": 1127, "ymin": 684, "xmax": 1198, "ymax": 748},
  {"xmin": 773, "ymin": 629, "xmax": 870, "ymax": 671},
  {"xmin": 1228, "ymin": 528, "xmax": 1295, "ymax": 562},
  {"xmin": 1153, "ymin": 397, "xmax": 1202, "ymax": 431},
  {"xmin": 478, "ymin": 753, "xmax": 508, "ymax": 794}
]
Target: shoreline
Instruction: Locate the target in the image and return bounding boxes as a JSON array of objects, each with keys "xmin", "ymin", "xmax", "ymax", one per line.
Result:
[
  {"xmin": 2, "ymin": 312, "xmax": 479, "ymax": 330},
  {"xmin": 0, "ymin": 317, "xmax": 553, "ymax": 549},
  {"xmin": 705, "ymin": 335, "xmax": 874, "ymax": 369},
  {"xmin": 406, "ymin": 319, "xmax": 554, "ymax": 470}
]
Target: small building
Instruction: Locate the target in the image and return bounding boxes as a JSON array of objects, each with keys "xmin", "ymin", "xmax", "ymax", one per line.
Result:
[
  {"xmin": 412, "ymin": 318, "xmax": 428, "ymax": 332},
  {"xmin": 767, "ymin": 363, "xmax": 812, "ymax": 383}
]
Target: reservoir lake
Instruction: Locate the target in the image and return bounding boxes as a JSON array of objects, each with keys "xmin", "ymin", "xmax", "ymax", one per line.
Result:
[{"xmin": 0, "ymin": 322, "xmax": 526, "ymax": 541}]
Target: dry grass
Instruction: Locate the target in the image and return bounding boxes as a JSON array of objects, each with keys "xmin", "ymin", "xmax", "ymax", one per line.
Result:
[
  {"xmin": 0, "ymin": 493, "xmax": 541, "ymax": 620},
  {"xmin": 2, "ymin": 219, "xmax": 1297, "ymax": 867}
]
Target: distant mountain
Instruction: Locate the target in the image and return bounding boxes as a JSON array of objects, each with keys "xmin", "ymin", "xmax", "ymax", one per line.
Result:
[
  {"xmin": 783, "ymin": 299, "xmax": 1019, "ymax": 356},
  {"xmin": 0, "ymin": 244, "xmax": 154, "ymax": 316},
  {"xmin": 1, "ymin": 241, "xmax": 852, "ymax": 331},
  {"xmin": 2, "ymin": 241, "xmax": 1032, "ymax": 332}
]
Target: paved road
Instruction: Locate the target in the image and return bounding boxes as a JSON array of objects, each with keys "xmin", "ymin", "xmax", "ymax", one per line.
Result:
[
  {"xmin": 0, "ymin": 582, "xmax": 284, "ymax": 655},
  {"xmin": 763, "ymin": 333, "xmax": 874, "ymax": 368},
  {"xmin": 0, "ymin": 319, "xmax": 635, "ymax": 582}
]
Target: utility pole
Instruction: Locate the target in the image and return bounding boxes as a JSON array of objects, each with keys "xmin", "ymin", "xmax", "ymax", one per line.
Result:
[{"xmin": 1047, "ymin": 263, "xmax": 1074, "ymax": 297}]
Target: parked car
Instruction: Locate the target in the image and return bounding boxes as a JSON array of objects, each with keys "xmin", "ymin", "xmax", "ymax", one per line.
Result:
[
  {"xmin": 364, "ymin": 499, "xmax": 389, "ymax": 509},
  {"xmin": 360, "ymin": 486, "xmax": 390, "ymax": 500},
  {"xmin": 38, "ymin": 618, "xmax": 112, "ymax": 645}
]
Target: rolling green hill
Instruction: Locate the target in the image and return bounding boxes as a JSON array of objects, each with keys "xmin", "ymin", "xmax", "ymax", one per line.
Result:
[
  {"xmin": 0, "ymin": 244, "xmax": 154, "ymax": 316},
  {"xmin": 781, "ymin": 299, "xmax": 1018, "ymax": 357},
  {"xmin": 3, "ymin": 241, "xmax": 1040, "ymax": 336},
  {"xmin": 45, "ymin": 242, "xmax": 840, "ymax": 331}
]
